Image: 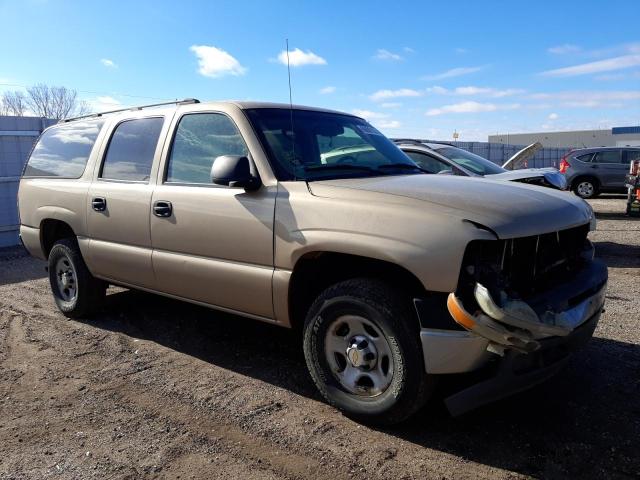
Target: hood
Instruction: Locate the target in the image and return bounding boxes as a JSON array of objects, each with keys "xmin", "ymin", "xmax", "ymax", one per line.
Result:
[
  {"xmin": 308, "ymin": 174, "xmax": 591, "ymax": 239},
  {"xmin": 487, "ymin": 168, "xmax": 567, "ymax": 190},
  {"xmin": 502, "ymin": 142, "xmax": 543, "ymax": 170}
]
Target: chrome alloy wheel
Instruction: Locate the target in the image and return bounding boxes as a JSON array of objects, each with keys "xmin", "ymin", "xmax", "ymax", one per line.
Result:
[
  {"xmin": 577, "ymin": 181, "xmax": 595, "ymax": 198},
  {"xmin": 324, "ymin": 315, "xmax": 394, "ymax": 397},
  {"xmin": 54, "ymin": 255, "xmax": 77, "ymax": 302}
]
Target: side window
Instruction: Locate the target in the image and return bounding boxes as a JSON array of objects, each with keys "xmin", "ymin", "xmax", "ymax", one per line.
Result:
[
  {"xmin": 405, "ymin": 151, "xmax": 450, "ymax": 174},
  {"xmin": 624, "ymin": 150, "xmax": 640, "ymax": 164},
  {"xmin": 592, "ymin": 150, "xmax": 621, "ymax": 164},
  {"xmin": 166, "ymin": 113, "xmax": 248, "ymax": 184},
  {"xmin": 576, "ymin": 153, "xmax": 593, "ymax": 162},
  {"xmin": 24, "ymin": 119, "xmax": 104, "ymax": 177},
  {"xmin": 100, "ymin": 117, "xmax": 164, "ymax": 182}
]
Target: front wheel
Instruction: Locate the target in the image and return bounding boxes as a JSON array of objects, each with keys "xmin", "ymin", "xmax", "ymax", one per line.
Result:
[
  {"xmin": 303, "ymin": 278, "xmax": 434, "ymax": 425},
  {"xmin": 48, "ymin": 238, "xmax": 106, "ymax": 318}
]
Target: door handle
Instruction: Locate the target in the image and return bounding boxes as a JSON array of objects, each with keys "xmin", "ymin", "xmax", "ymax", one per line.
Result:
[
  {"xmin": 591, "ymin": 165, "xmax": 599, "ymax": 169},
  {"xmin": 153, "ymin": 200, "xmax": 172, "ymax": 217},
  {"xmin": 91, "ymin": 197, "xmax": 106, "ymax": 211}
]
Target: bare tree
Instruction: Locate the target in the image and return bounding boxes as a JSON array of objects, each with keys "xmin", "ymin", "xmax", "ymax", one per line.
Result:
[
  {"xmin": 25, "ymin": 84, "xmax": 89, "ymax": 119},
  {"xmin": 1, "ymin": 91, "xmax": 28, "ymax": 116}
]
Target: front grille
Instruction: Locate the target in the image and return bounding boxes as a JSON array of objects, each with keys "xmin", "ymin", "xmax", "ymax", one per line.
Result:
[{"xmin": 457, "ymin": 223, "xmax": 590, "ymax": 302}]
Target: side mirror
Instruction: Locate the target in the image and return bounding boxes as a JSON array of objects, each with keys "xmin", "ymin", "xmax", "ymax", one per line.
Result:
[{"xmin": 211, "ymin": 155, "xmax": 260, "ymax": 190}]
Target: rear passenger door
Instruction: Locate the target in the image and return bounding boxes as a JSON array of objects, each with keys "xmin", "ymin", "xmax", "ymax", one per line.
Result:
[
  {"xmin": 591, "ymin": 150, "xmax": 624, "ymax": 188},
  {"xmin": 150, "ymin": 112, "xmax": 276, "ymax": 319},
  {"xmin": 86, "ymin": 116, "xmax": 168, "ymax": 289}
]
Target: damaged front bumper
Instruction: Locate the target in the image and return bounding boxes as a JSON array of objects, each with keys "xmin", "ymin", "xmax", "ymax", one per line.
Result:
[{"xmin": 415, "ymin": 258, "xmax": 607, "ymax": 415}]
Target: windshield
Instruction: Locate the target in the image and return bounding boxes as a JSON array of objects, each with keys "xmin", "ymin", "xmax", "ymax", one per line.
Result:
[
  {"xmin": 246, "ymin": 108, "xmax": 422, "ymax": 180},
  {"xmin": 434, "ymin": 146, "xmax": 505, "ymax": 176}
]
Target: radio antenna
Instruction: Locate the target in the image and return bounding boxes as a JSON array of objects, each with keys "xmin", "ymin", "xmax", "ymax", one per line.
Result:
[{"xmin": 286, "ymin": 38, "xmax": 297, "ymax": 175}]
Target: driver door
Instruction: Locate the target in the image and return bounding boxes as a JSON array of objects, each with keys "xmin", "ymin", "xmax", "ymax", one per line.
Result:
[{"xmin": 150, "ymin": 112, "xmax": 276, "ymax": 319}]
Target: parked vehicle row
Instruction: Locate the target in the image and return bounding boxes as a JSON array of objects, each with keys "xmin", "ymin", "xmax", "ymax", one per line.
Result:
[
  {"xmin": 560, "ymin": 147, "xmax": 640, "ymax": 199},
  {"xmin": 18, "ymin": 100, "xmax": 607, "ymax": 424},
  {"xmin": 393, "ymin": 139, "xmax": 567, "ymax": 190}
]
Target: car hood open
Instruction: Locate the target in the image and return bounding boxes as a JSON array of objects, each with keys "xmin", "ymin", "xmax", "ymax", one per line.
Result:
[{"xmin": 308, "ymin": 174, "xmax": 591, "ymax": 239}]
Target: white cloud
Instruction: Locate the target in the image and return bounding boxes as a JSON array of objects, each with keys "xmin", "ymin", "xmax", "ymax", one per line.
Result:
[
  {"xmin": 276, "ymin": 48, "xmax": 326, "ymax": 67},
  {"xmin": 530, "ymin": 90, "xmax": 640, "ymax": 102},
  {"xmin": 426, "ymin": 101, "xmax": 520, "ymax": 116},
  {"xmin": 100, "ymin": 58, "xmax": 117, "ymax": 68},
  {"xmin": 422, "ymin": 65, "xmax": 486, "ymax": 80},
  {"xmin": 319, "ymin": 86, "xmax": 336, "ymax": 94},
  {"xmin": 427, "ymin": 86, "xmax": 525, "ymax": 98},
  {"xmin": 190, "ymin": 45, "xmax": 246, "ymax": 78},
  {"xmin": 548, "ymin": 112, "xmax": 559, "ymax": 120},
  {"xmin": 369, "ymin": 88, "xmax": 423, "ymax": 101},
  {"xmin": 377, "ymin": 119, "xmax": 401, "ymax": 129},
  {"xmin": 373, "ymin": 49, "xmax": 402, "ymax": 61},
  {"xmin": 352, "ymin": 109, "xmax": 388, "ymax": 120},
  {"xmin": 540, "ymin": 54, "xmax": 640, "ymax": 77},
  {"xmin": 547, "ymin": 44, "xmax": 581, "ymax": 55},
  {"xmin": 454, "ymin": 48, "xmax": 468, "ymax": 54},
  {"xmin": 381, "ymin": 102, "xmax": 402, "ymax": 108},
  {"xmin": 403, "ymin": 47, "xmax": 415, "ymax": 53}
]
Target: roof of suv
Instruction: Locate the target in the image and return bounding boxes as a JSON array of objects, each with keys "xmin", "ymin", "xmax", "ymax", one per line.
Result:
[{"xmin": 62, "ymin": 98, "xmax": 356, "ymax": 124}]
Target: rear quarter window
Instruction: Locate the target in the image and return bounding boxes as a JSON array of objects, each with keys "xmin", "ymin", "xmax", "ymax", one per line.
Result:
[{"xmin": 23, "ymin": 119, "xmax": 105, "ymax": 178}]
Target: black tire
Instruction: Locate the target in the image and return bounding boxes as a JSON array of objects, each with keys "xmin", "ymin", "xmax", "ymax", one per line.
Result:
[
  {"xmin": 48, "ymin": 238, "xmax": 106, "ymax": 318},
  {"xmin": 572, "ymin": 177, "xmax": 600, "ymax": 199},
  {"xmin": 303, "ymin": 278, "xmax": 434, "ymax": 425}
]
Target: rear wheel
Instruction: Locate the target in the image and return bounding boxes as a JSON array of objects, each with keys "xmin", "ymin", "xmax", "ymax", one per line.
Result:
[
  {"xmin": 48, "ymin": 238, "xmax": 106, "ymax": 318},
  {"xmin": 303, "ymin": 278, "xmax": 434, "ymax": 425},
  {"xmin": 573, "ymin": 178, "xmax": 599, "ymax": 199}
]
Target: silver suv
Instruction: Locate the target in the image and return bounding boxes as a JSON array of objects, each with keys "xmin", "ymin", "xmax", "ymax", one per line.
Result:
[
  {"xmin": 18, "ymin": 99, "xmax": 607, "ymax": 424},
  {"xmin": 560, "ymin": 147, "xmax": 640, "ymax": 198}
]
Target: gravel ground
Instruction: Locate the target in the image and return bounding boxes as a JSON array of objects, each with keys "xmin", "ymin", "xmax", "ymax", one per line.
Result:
[{"xmin": 0, "ymin": 195, "xmax": 638, "ymax": 480}]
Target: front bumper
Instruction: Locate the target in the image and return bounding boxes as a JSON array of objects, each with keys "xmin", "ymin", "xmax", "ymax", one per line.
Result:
[
  {"xmin": 444, "ymin": 309, "xmax": 600, "ymax": 416},
  {"xmin": 415, "ymin": 258, "xmax": 607, "ymax": 414}
]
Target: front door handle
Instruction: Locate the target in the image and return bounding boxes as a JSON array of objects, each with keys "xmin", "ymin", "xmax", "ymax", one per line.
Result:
[
  {"xmin": 591, "ymin": 165, "xmax": 599, "ymax": 169},
  {"xmin": 91, "ymin": 197, "xmax": 106, "ymax": 211},
  {"xmin": 153, "ymin": 200, "xmax": 172, "ymax": 218}
]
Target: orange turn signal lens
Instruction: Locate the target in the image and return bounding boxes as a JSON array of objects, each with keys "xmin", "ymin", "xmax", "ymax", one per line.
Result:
[{"xmin": 447, "ymin": 293, "xmax": 477, "ymax": 330}]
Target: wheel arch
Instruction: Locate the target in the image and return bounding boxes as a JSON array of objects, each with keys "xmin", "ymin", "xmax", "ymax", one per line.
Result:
[
  {"xmin": 40, "ymin": 219, "xmax": 76, "ymax": 258},
  {"xmin": 287, "ymin": 251, "xmax": 428, "ymax": 331}
]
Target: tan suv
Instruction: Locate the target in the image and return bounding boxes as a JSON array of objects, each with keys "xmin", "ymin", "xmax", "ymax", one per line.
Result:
[{"xmin": 18, "ymin": 99, "xmax": 607, "ymax": 424}]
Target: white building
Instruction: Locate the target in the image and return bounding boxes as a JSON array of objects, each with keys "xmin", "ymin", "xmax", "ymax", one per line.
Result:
[{"xmin": 489, "ymin": 126, "xmax": 640, "ymax": 148}]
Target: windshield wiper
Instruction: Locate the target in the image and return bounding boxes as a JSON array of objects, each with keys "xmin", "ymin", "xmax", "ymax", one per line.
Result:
[{"xmin": 376, "ymin": 163, "xmax": 430, "ymax": 174}]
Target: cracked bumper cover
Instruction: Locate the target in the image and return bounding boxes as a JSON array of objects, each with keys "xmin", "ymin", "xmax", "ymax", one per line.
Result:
[{"xmin": 416, "ymin": 259, "xmax": 607, "ymax": 410}]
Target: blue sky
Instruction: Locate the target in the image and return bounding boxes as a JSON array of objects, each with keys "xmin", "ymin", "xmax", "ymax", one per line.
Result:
[{"xmin": 1, "ymin": 0, "xmax": 639, "ymax": 140}]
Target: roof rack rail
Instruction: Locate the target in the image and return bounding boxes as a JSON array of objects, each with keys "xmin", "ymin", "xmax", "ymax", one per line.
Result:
[{"xmin": 62, "ymin": 98, "xmax": 200, "ymax": 123}]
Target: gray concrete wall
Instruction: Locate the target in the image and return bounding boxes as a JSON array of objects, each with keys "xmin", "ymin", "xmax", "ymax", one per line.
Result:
[
  {"xmin": 0, "ymin": 116, "xmax": 56, "ymax": 247},
  {"xmin": 489, "ymin": 127, "xmax": 640, "ymax": 148}
]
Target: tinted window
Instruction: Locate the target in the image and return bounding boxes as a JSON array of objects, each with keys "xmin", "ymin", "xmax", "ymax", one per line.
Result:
[
  {"xmin": 167, "ymin": 113, "xmax": 248, "ymax": 184},
  {"xmin": 576, "ymin": 153, "xmax": 593, "ymax": 162},
  {"xmin": 405, "ymin": 151, "xmax": 451, "ymax": 174},
  {"xmin": 24, "ymin": 119, "xmax": 104, "ymax": 177},
  {"xmin": 101, "ymin": 117, "xmax": 164, "ymax": 181},
  {"xmin": 592, "ymin": 150, "xmax": 621, "ymax": 164},
  {"xmin": 624, "ymin": 150, "xmax": 640, "ymax": 164}
]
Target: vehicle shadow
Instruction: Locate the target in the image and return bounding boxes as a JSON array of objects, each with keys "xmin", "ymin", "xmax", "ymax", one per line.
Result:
[
  {"xmin": 88, "ymin": 288, "xmax": 639, "ymax": 479},
  {"xmin": 594, "ymin": 241, "xmax": 640, "ymax": 268},
  {"xmin": 0, "ymin": 246, "xmax": 47, "ymax": 286}
]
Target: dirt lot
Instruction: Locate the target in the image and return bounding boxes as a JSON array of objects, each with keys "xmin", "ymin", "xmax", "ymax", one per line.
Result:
[{"xmin": 1, "ymin": 195, "xmax": 638, "ymax": 480}]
